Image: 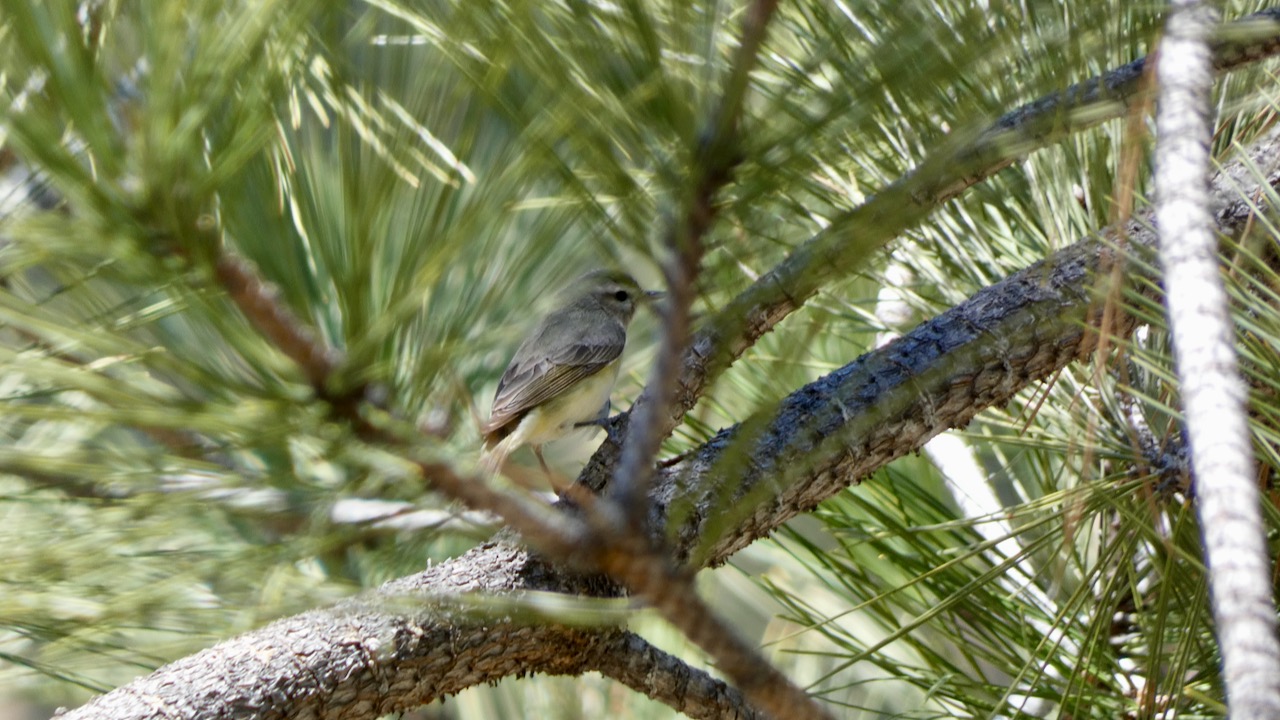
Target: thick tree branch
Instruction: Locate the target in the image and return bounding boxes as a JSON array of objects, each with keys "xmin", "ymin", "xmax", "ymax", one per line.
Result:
[
  {"xmin": 54, "ymin": 545, "xmax": 605, "ymax": 720},
  {"xmin": 594, "ymin": 632, "xmax": 767, "ymax": 720},
  {"xmin": 679, "ymin": 126, "xmax": 1280, "ymax": 567},
  {"xmin": 54, "ymin": 544, "xmax": 752, "ymax": 720},
  {"xmin": 580, "ymin": 7, "xmax": 1280, "ymax": 493},
  {"xmin": 67, "ymin": 129, "xmax": 1280, "ymax": 720},
  {"xmin": 59, "ymin": 15, "xmax": 1280, "ymax": 720}
]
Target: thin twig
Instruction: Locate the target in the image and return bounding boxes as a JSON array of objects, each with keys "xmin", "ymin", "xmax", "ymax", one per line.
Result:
[
  {"xmin": 212, "ymin": 251, "xmax": 384, "ymax": 437},
  {"xmin": 602, "ymin": 2, "xmax": 822, "ymax": 716},
  {"xmin": 212, "ymin": 253, "xmax": 340, "ymax": 389},
  {"xmin": 611, "ymin": 0, "xmax": 780, "ymax": 525}
]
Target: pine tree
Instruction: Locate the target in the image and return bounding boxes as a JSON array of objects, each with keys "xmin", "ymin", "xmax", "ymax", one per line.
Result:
[{"xmin": 3, "ymin": 1, "xmax": 1280, "ymax": 717}]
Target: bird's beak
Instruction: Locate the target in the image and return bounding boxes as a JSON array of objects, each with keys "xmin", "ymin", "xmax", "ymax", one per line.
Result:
[{"xmin": 644, "ymin": 290, "xmax": 666, "ymax": 302}]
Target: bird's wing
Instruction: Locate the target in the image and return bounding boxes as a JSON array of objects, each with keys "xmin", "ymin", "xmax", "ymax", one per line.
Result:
[{"xmin": 482, "ymin": 318, "xmax": 626, "ymax": 440}]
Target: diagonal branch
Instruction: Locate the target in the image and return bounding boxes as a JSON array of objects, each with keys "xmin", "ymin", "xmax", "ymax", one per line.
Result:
[
  {"xmin": 53, "ymin": 544, "xmax": 758, "ymax": 720},
  {"xmin": 1154, "ymin": 0, "xmax": 1280, "ymax": 715},
  {"xmin": 612, "ymin": 0, "xmax": 778, "ymax": 525},
  {"xmin": 590, "ymin": 3, "xmax": 828, "ymax": 717},
  {"xmin": 58, "ymin": 15, "xmax": 1280, "ymax": 720},
  {"xmin": 594, "ymin": 632, "xmax": 768, "ymax": 720},
  {"xmin": 580, "ymin": 7, "xmax": 1280, "ymax": 494},
  {"xmin": 592, "ymin": 540, "xmax": 829, "ymax": 720},
  {"xmin": 65, "ymin": 124, "xmax": 1280, "ymax": 720}
]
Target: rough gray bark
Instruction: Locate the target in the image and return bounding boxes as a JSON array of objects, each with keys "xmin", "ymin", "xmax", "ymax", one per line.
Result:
[
  {"xmin": 52, "ymin": 544, "xmax": 758, "ymax": 720},
  {"xmin": 1154, "ymin": 2, "xmax": 1280, "ymax": 717},
  {"xmin": 53, "ymin": 11, "xmax": 1280, "ymax": 720},
  {"xmin": 580, "ymin": 7, "xmax": 1280, "ymax": 493},
  {"xmin": 59, "ymin": 127, "xmax": 1280, "ymax": 720},
  {"xmin": 593, "ymin": 633, "xmax": 768, "ymax": 720}
]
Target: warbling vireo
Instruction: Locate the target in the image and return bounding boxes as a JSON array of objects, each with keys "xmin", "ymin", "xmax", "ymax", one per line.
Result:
[{"xmin": 480, "ymin": 269, "xmax": 660, "ymax": 477}]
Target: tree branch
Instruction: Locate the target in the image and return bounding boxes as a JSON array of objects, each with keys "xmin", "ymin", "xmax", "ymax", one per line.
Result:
[
  {"xmin": 53, "ymin": 545, "xmax": 754, "ymax": 720},
  {"xmin": 58, "ymin": 14, "xmax": 1280, "ymax": 719},
  {"xmin": 211, "ymin": 252, "xmax": 340, "ymax": 391},
  {"xmin": 594, "ymin": 632, "xmax": 768, "ymax": 720},
  {"xmin": 583, "ymin": 2, "xmax": 830, "ymax": 717},
  {"xmin": 1154, "ymin": 1, "xmax": 1280, "ymax": 715},
  {"xmin": 579, "ymin": 7, "xmax": 1280, "ymax": 494},
  {"xmin": 66, "ymin": 125, "xmax": 1280, "ymax": 720},
  {"xmin": 613, "ymin": 0, "xmax": 778, "ymax": 518}
]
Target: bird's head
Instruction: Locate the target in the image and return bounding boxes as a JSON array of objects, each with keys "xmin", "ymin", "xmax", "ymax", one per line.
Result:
[{"xmin": 568, "ymin": 269, "xmax": 662, "ymax": 322}]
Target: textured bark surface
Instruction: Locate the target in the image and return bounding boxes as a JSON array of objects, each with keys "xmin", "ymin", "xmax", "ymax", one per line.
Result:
[
  {"xmin": 59, "ymin": 129, "xmax": 1280, "ymax": 719},
  {"xmin": 675, "ymin": 238, "xmax": 1126, "ymax": 567},
  {"xmin": 54, "ymin": 16, "xmax": 1280, "ymax": 720},
  {"xmin": 1155, "ymin": 2, "xmax": 1280, "ymax": 716},
  {"xmin": 593, "ymin": 633, "xmax": 767, "ymax": 720},
  {"xmin": 579, "ymin": 7, "xmax": 1280, "ymax": 493}
]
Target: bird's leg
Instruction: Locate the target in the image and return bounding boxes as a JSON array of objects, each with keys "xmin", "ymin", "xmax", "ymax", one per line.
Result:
[
  {"xmin": 602, "ymin": 414, "xmax": 627, "ymax": 445},
  {"xmin": 533, "ymin": 444, "xmax": 552, "ymax": 478},
  {"xmin": 532, "ymin": 446, "xmax": 575, "ymax": 495},
  {"xmin": 575, "ymin": 415, "xmax": 628, "ymax": 445},
  {"xmin": 574, "ymin": 400, "xmax": 626, "ymax": 445}
]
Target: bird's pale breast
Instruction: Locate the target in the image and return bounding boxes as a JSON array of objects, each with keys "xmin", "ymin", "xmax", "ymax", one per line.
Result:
[{"xmin": 515, "ymin": 359, "xmax": 621, "ymax": 446}]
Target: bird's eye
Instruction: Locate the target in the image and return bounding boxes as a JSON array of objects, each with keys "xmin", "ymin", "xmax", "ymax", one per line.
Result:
[{"xmin": 613, "ymin": 290, "xmax": 630, "ymax": 302}]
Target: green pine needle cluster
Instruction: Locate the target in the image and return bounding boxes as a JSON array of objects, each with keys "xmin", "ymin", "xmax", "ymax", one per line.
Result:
[{"xmin": 1, "ymin": 0, "xmax": 1279, "ymax": 717}]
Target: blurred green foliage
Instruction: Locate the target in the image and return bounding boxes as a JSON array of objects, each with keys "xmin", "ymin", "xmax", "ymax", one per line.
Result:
[{"xmin": 0, "ymin": 0, "xmax": 1279, "ymax": 717}]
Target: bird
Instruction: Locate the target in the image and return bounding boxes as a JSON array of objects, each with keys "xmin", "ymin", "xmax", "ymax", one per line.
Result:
[{"xmin": 480, "ymin": 269, "xmax": 659, "ymax": 482}]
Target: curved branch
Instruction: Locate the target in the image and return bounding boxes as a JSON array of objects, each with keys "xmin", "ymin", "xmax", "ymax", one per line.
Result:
[
  {"xmin": 594, "ymin": 632, "xmax": 768, "ymax": 720},
  {"xmin": 55, "ymin": 546, "xmax": 757, "ymax": 720},
  {"xmin": 583, "ymin": 2, "xmax": 830, "ymax": 717},
  {"xmin": 580, "ymin": 7, "xmax": 1280, "ymax": 493},
  {"xmin": 58, "ymin": 15, "xmax": 1280, "ymax": 720}
]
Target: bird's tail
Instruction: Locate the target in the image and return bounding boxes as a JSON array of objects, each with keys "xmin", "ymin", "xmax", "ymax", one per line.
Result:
[{"xmin": 479, "ymin": 435, "xmax": 514, "ymax": 475}]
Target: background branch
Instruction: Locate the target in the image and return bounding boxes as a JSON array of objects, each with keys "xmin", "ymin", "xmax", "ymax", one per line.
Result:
[
  {"xmin": 593, "ymin": 632, "xmax": 767, "ymax": 720},
  {"xmin": 1154, "ymin": 0, "xmax": 1280, "ymax": 714},
  {"xmin": 211, "ymin": 252, "xmax": 340, "ymax": 390}
]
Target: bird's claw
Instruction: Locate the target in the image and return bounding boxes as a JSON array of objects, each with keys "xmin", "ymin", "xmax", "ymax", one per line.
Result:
[{"xmin": 575, "ymin": 413, "xmax": 626, "ymax": 445}]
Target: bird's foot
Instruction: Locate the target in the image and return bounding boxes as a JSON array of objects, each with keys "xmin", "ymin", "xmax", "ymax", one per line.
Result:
[{"xmin": 574, "ymin": 413, "xmax": 627, "ymax": 445}]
